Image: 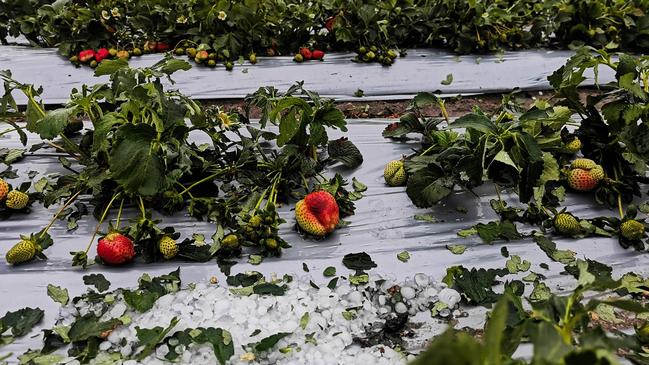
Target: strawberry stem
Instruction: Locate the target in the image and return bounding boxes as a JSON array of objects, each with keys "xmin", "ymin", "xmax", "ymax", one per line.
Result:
[
  {"xmin": 115, "ymin": 198, "xmax": 125, "ymax": 229},
  {"xmin": 84, "ymin": 192, "xmax": 122, "ymax": 255},
  {"xmin": 39, "ymin": 189, "xmax": 83, "ymax": 239},
  {"xmin": 0, "ymin": 128, "xmax": 17, "ymax": 137},
  {"xmin": 613, "ymin": 167, "xmax": 624, "ymax": 219},
  {"xmin": 178, "ymin": 169, "xmax": 224, "ymax": 196},
  {"xmin": 138, "ymin": 196, "xmax": 146, "ymax": 218},
  {"xmin": 253, "ymin": 187, "xmax": 269, "ymax": 214}
]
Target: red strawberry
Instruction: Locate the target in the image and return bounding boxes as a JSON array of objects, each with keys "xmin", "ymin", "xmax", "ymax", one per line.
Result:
[
  {"xmin": 78, "ymin": 49, "xmax": 96, "ymax": 63},
  {"xmin": 299, "ymin": 47, "xmax": 312, "ymax": 60},
  {"xmin": 295, "ymin": 191, "xmax": 339, "ymax": 236},
  {"xmin": 156, "ymin": 42, "xmax": 170, "ymax": 52},
  {"xmin": 325, "ymin": 16, "xmax": 336, "ymax": 32},
  {"xmin": 95, "ymin": 48, "xmax": 110, "ymax": 62},
  {"xmin": 97, "ymin": 232, "xmax": 135, "ymax": 265},
  {"xmin": 567, "ymin": 168, "xmax": 599, "ymax": 191},
  {"xmin": 312, "ymin": 50, "xmax": 325, "ymax": 60}
]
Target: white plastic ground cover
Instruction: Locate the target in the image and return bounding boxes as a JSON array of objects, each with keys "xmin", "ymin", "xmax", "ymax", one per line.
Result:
[
  {"xmin": 0, "ymin": 120, "xmax": 646, "ymax": 363},
  {"xmin": 0, "ymin": 46, "xmax": 616, "ymax": 105}
]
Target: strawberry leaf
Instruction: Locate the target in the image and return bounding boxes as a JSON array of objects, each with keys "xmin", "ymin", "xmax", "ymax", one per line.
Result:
[{"xmin": 109, "ymin": 124, "xmax": 165, "ymax": 196}]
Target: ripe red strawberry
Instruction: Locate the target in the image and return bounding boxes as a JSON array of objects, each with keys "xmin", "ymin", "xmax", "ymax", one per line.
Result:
[
  {"xmin": 299, "ymin": 47, "xmax": 312, "ymax": 60},
  {"xmin": 97, "ymin": 232, "xmax": 135, "ymax": 265},
  {"xmin": 295, "ymin": 191, "xmax": 339, "ymax": 236},
  {"xmin": 95, "ymin": 48, "xmax": 110, "ymax": 62},
  {"xmin": 78, "ymin": 49, "xmax": 96, "ymax": 63},
  {"xmin": 156, "ymin": 42, "xmax": 170, "ymax": 52},
  {"xmin": 312, "ymin": 50, "xmax": 325, "ymax": 60},
  {"xmin": 567, "ymin": 168, "xmax": 599, "ymax": 191}
]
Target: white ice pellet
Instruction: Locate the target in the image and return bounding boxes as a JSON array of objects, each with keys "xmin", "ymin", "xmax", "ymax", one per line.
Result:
[
  {"xmin": 99, "ymin": 341, "xmax": 111, "ymax": 351},
  {"xmin": 394, "ymin": 302, "xmax": 408, "ymax": 314},
  {"xmin": 414, "ymin": 273, "xmax": 430, "ymax": 287},
  {"xmin": 400, "ymin": 286, "xmax": 416, "ymax": 300},
  {"xmin": 346, "ymin": 291, "xmax": 363, "ymax": 305},
  {"xmin": 438, "ymin": 288, "xmax": 461, "ymax": 308}
]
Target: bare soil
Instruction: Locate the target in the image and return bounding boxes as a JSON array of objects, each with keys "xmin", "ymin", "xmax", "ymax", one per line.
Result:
[{"xmin": 205, "ymin": 89, "xmax": 598, "ymax": 119}]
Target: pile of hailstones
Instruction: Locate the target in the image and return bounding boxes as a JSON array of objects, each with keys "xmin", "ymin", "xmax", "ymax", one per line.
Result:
[{"xmin": 55, "ymin": 273, "xmax": 461, "ymax": 365}]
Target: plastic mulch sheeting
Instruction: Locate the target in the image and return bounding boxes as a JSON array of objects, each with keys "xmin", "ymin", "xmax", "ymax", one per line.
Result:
[
  {"xmin": 0, "ymin": 46, "xmax": 615, "ymax": 104},
  {"xmin": 0, "ymin": 119, "xmax": 647, "ymax": 359}
]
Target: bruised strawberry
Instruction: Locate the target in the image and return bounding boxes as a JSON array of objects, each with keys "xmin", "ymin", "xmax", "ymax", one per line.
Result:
[
  {"xmin": 299, "ymin": 47, "xmax": 312, "ymax": 60},
  {"xmin": 295, "ymin": 191, "xmax": 339, "ymax": 236},
  {"xmin": 144, "ymin": 41, "xmax": 157, "ymax": 52},
  {"xmin": 116, "ymin": 50, "xmax": 130, "ymax": 60},
  {"xmin": 325, "ymin": 16, "xmax": 336, "ymax": 32},
  {"xmin": 567, "ymin": 168, "xmax": 599, "ymax": 191},
  {"xmin": 5, "ymin": 239, "xmax": 38, "ymax": 265},
  {"xmin": 95, "ymin": 48, "xmax": 110, "ymax": 62},
  {"xmin": 156, "ymin": 42, "xmax": 170, "ymax": 52},
  {"xmin": 0, "ymin": 178, "xmax": 8, "ymax": 201},
  {"xmin": 78, "ymin": 49, "xmax": 96, "ymax": 63},
  {"xmin": 553, "ymin": 213, "xmax": 580, "ymax": 235},
  {"xmin": 196, "ymin": 50, "xmax": 209, "ymax": 61},
  {"xmin": 621, "ymin": 220, "xmax": 645, "ymax": 240},
  {"xmin": 5, "ymin": 190, "xmax": 28, "ymax": 209},
  {"xmin": 97, "ymin": 232, "xmax": 135, "ymax": 265},
  {"xmin": 312, "ymin": 50, "xmax": 325, "ymax": 60},
  {"xmin": 571, "ymin": 158, "xmax": 597, "ymax": 170}
]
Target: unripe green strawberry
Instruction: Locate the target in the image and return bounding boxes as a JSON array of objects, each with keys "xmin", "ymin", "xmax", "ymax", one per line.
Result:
[
  {"xmin": 294, "ymin": 54, "xmax": 304, "ymax": 62},
  {"xmin": 553, "ymin": 213, "xmax": 580, "ymax": 235},
  {"xmin": 249, "ymin": 215, "xmax": 263, "ymax": 228},
  {"xmin": 571, "ymin": 158, "xmax": 597, "ymax": 170},
  {"xmin": 565, "ymin": 138, "xmax": 581, "ymax": 153},
  {"xmin": 590, "ymin": 165, "xmax": 605, "ymax": 181},
  {"xmin": 384, "ymin": 160, "xmax": 406, "ymax": 186},
  {"xmin": 621, "ymin": 220, "xmax": 645, "ymax": 240},
  {"xmin": 567, "ymin": 168, "xmax": 599, "ymax": 191},
  {"xmin": 0, "ymin": 178, "xmax": 8, "ymax": 200},
  {"xmin": 5, "ymin": 190, "xmax": 28, "ymax": 209},
  {"xmin": 225, "ymin": 61, "xmax": 234, "ymax": 71},
  {"xmin": 637, "ymin": 323, "xmax": 649, "ymax": 344},
  {"xmin": 265, "ymin": 238, "xmax": 278, "ymax": 250},
  {"xmin": 249, "ymin": 53, "xmax": 257, "ymax": 64},
  {"xmin": 5, "ymin": 239, "xmax": 38, "ymax": 264},
  {"xmin": 158, "ymin": 236, "xmax": 178, "ymax": 259},
  {"xmin": 221, "ymin": 234, "xmax": 240, "ymax": 249}
]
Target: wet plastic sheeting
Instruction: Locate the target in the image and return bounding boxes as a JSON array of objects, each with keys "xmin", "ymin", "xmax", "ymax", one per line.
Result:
[
  {"xmin": 0, "ymin": 47, "xmax": 615, "ymax": 104},
  {"xmin": 0, "ymin": 120, "xmax": 647, "ymax": 359}
]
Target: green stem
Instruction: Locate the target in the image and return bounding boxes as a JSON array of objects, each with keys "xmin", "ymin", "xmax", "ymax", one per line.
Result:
[
  {"xmin": 300, "ymin": 172, "xmax": 310, "ymax": 191},
  {"xmin": 494, "ymin": 184, "xmax": 505, "ymax": 211},
  {"xmin": 115, "ymin": 198, "xmax": 125, "ymax": 229},
  {"xmin": 253, "ymin": 187, "xmax": 269, "ymax": 213},
  {"xmin": 179, "ymin": 170, "xmax": 223, "ymax": 196},
  {"xmin": 138, "ymin": 196, "xmax": 146, "ymax": 218},
  {"xmin": 84, "ymin": 192, "xmax": 121, "ymax": 254},
  {"xmin": 419, "ymin": 144, "xmax": 435, "ymax": 156},
  {"xmin": 613, "ymin": 167, "xmax": 624, "ymax": 219},
  {"xmin": 39, "ymin": 190, "xmax": 83, "ymax": 239},
  {"xmin": 0, "ymin": 128, "xmax": 17, "ymax": 137}
]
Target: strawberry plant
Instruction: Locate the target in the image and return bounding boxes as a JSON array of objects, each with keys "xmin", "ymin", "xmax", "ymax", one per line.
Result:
[
  {"xmin": 384, "ymin": 48, "xmax": 649, "ymax": 250},
  {"xmin": 0, "ymin": 58, "xmax": 365, "ymax": 267}
]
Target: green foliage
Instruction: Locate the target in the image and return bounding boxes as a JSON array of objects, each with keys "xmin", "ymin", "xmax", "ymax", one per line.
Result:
[{"xmin": 2, "ymin": 0, "xmax": 649, "ymax": 59}]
